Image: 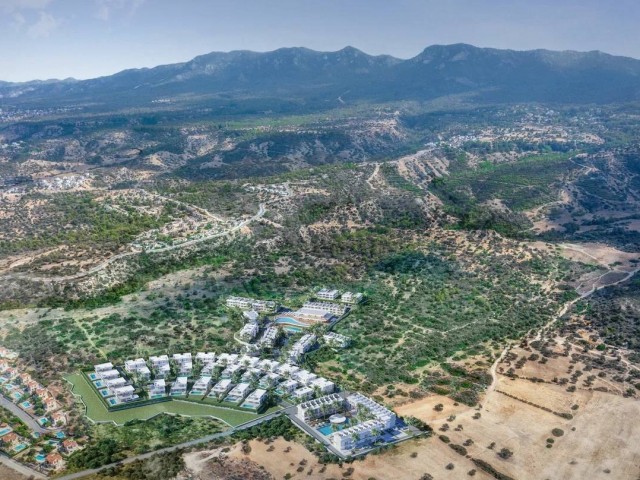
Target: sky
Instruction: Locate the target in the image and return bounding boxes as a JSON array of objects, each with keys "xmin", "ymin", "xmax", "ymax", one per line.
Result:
[{"xmin": 1, "ymin": 0, "xmax": 640, "ymax": 82}]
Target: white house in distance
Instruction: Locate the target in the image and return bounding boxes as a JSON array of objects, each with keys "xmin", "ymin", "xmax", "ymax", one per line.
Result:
[
  {"xmin": 297, "ymin": 393, "xmax": 344, "ymax": 420},
  {"xmin": 289, "ymin": 334, "xmax": 317, "ymax": 364},
  {"xmin": 323, "ymin": 332, "xmax": 351, "ymax": 348},
  {"xmin": 97, "ymin": 369, "xmax": 120, "ymax": 380},
  {"xmin": 241, "ymin": 388, "xmax": 267, "ymax": 410},
  {"xmin": 170, "ymin": 376, "xmax": 188, "ymax": 396},
  {"xmin": 303, "ymin": 301, "xmax": 347, "ymax": 316},
  {"xmin": 243, "ymin": 310, "xmax": 260, "ymax": 323},
  {"xmin": 316, "ymin": 288, "xmax": 340, "ymax": 300},
  {"xmin": 94, "ymin": 362, "xmax": 114, "ymax": 373},
  {"xmin": 310, "ymin": 377, "xmax": 335, "ymax": 394},
  {"xmin": 226, "ymin": 296, "xmax": 277, "ymax": 313},
  {"xmin": 292, "ymin": 386, "xmax": 314, "ymax": 401},
  {"xmin": 113, "ymin": 385, "xmax": 138, "ymax": 403},
  {"xmin": 329, "ymin": 419, "xmax": 385, "ymax": 452},
  {"xmin": 340, "ymin": 292, "xmax": 364, "ymax": 305}
]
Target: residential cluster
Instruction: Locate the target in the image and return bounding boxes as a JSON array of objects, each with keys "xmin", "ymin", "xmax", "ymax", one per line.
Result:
[
  {"xmin": 90, "ymin": 350, "xmax": 338, "ymax": 412},
  {"xmin": 0, "ymin": 347, "xmax": 78, "ymax": 473},
  {"xmin": 295, "ymin": 392, "xmax": 399, "ymax": 454}
]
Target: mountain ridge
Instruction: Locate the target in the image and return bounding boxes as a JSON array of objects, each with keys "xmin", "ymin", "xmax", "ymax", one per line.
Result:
[{"xmin": 1, "ymin": 43, "xmax": 640, "ymax": 107}]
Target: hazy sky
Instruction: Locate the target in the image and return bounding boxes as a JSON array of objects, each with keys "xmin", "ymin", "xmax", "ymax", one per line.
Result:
[{"xmin": 2, "ymin": 0, "xmax": 639, "ymax": 82}]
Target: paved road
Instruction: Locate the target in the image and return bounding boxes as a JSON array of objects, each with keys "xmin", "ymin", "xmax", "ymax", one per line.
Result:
[
  {"xmin": 55, "ymin": 410, "xmax": 282, "ymax": 480},
  {"xmin": 0, "ymin": 451, "xmax": 46, "ymax": 479},
  {"xmin": 0, "ymin": 395, "xmax": 50, "ymax": 434}
]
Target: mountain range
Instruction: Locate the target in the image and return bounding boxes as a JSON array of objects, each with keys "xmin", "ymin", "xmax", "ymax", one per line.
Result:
[{"xmin": 2, "ymin": 43, "xmax": 640, "ymax": 108}]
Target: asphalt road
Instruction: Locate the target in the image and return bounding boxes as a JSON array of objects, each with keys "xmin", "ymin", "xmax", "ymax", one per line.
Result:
[
  {"xmin": 55, "ymin": 410, "xmax": 282, "ymax": 480},
  {"xmin": 0, "ymin": 395, "xmax": 49, "ymax": 434}
]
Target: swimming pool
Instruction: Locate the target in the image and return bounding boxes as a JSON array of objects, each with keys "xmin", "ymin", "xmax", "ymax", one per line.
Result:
[
  {"xmin": 11, "ymin": 391, "xmax": 22, "ymax": 400},
  {"xmin": 317, "ymin": 418, "xmax": 351, "ymax": 436},
  {"xmin": 88, "ymin": 372, "xmax": 98, "ymax": 380},
  {"xmin": 0, "ymin": 376, "xmax": 8, "ymax": 384},
  {"xmin": 13, "ymin": 443, "xmax": 27, "ymax": 453},
  {"xmin": 99, "ymin": 388, "xmax": 111, "ymax": 397},
  {"xmin": 275, "ymin": 317, "xmax": 309, "ymax": 328},
  {"xmin": 37, "ymin": 417, "xmax": 48, "ymax": 426},
  {"xmin": 93, "ymin": 380, "xmax": 105, "ymax": 387},
  {"xmin": 20, "ymin": 401, "xmax": 32, "ymax": 409},
  {"xmin": 108, "ymin": 398, "xmax": 118, "ymax": 406},
  {"xmin": 284, "ymin": 326, "xmax": 303, "ymax": 333},
  {"xmin": 35, "ymin": 453, "xmax": 46, "ymax": 463},
  {"xmin": 55, "ymin": 431, "xmax": 65, "ymax": 439},
  {"xmin": 0, "ymin": 427, "xmax": 12, "ymax": 436}
]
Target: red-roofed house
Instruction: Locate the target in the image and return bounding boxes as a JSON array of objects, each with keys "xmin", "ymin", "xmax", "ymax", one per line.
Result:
[
  {"xmin": 46, "ymin": 452, "xmax": 65, "ymax": 469},
  {"xmin": 1, "ymin": 432, "xmax": 18, "ymax": 446},
  {"xmin": 51, "ymin": 411, "xmax": 67, "ymax": 426},
  {"xmin": 44, "ymin": 398, "xmax": 58, "ymax": 411},
  {"xmin": 62, "ymin": 439, "xmax": 80, "ymax": 454}
]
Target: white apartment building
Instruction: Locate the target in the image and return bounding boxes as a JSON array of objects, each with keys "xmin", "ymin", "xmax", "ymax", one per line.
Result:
[
  {"xmin": 292, "ymin": 386, "xmax": 314, "ymax": 401},
  {"xmin": 316, "ymin": 288, "xmax": 340, "ymax": 300},
  {"xmin": 94, "ymin": 362, "xmax": 114, "ymax": 373},
  {"xmin": 97, "ymin": 369, "xmax": 120, "ymax": 380},
  {"xmin": 278, "ymin": 379, "xmax": 299, "ymax": 394},
  {"xmin": 226, "ymin": 296, "xmax": 277, "ymax": 313},
  {"xmin": 346, "ymin": 393, "xmax": 396, "ymax": 430},
  {"xmin": 297, "ymin": 393, "xmax": 344, "ymax": 420},
  {"xmin": 124, "ymin": 358, "xmax": 151, "ymax": 378},
  {"xmin": 302, "ymin": 301, "xmax": 347, "ymax": 316},
  {"xmin": 172, "ymin": 353, "xmax": 193, "ymax": 375},
  {"xmin": 340, "ymin": 292, "xmax": 364, "ymax": 305},
  {"xmin": 239, "ymin": 323, "xmax": 259, "ymax": 341},
  {"xmin": 149, "ymin": 355, "xmax": 171, "ymax": 378},
  {"xmin": 195, "ymin": 352, "xmax": 216, "ymax": 365},
  {"xmin": 329, "ymin": 419, "xmax": 385, "ymax": 451},
  {"xmin": 310, "ymin": 377, "xmax": 335, "ymax": 394},
  {"xmin": 259, "ymin": 326, "xmax": 280, "ymax": 347},
  {"xmin": 113, "ymin": 385, "xmax": 138, "ymax": 402},
  {"xmin": 289, "ymin": 334, "xmax": 317, "ymax": 363},
  {"xmin": 295, "ymin": 370, "xmax": 318, "ymax": 386}
]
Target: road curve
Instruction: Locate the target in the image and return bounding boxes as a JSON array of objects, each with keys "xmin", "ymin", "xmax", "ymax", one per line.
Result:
[
  {"xmin": 55, "ymin": 410, "xmax": 281, "ymax": 480},
  {"xmin": 2, "ymin": 203, "xmax": 265, "ymax": 284}
]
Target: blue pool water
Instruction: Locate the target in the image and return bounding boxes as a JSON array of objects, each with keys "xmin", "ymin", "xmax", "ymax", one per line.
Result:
[
  {"xmin": 284, "ymin": 326, "xmax": 303, "ymax": 333},
  {"xmin": 13, "ymin": 443, "xmax": 27, "ymax": 453},
  {"xmin": 37, "ymin": 417, "xmax": 48, "ymax": 426},
  {"xmin": 4, "ymin": 383, "xmax": 14, "ymax": 390},
  {"xmin": 88, "ymin": 373, "xmax": 98, "ymax": 380},
  {"xmin": 275, "ymin": 317, "xmax": 308, "ymax": 327},
  {"xmin": 20, "ymin": 401, "xmax": 32, "ymax": 409},
  {"xmin": 99, "ymin": 388, "xmax": 110, "ymax": 397},
  {"xmin": 55, "ymin": 431, "xmax": 65, "ymax": 439},
  {"xmin": 11, "ymin": 392, "xmax": 22, "ymax": 400},
  {"xmin": 317, "ymin": 418, "xmax": 351, "ymax": 436},
  {"xmin": 35, "ymin": 453, "xmax": 46, "ymax": 463},
  {"xmin": 108, "ymin": 398, "xmax": 118, "ymax": 405},
  {"xmin": 0, "ymin": 427, "xmax": 12, "ymax": 436},
  {"xmin": 47, "ymin": 440, "xmax": 59, "ymax": 447},
  {"xmin": 94, "ymin": 380, "xmax": 105, "ymax": 387},
  {"xmin": 0, "ymin": 376, "xmax": 8, "ymax": 384}
]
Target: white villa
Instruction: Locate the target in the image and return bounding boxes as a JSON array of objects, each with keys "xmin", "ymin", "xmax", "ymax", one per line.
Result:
[
  {"xmin": 124, "ymin": 358, "xmax": 151, "ymax": 378},
  {"xmin": 239, "ymin": 323, "xmax": 259, "ymax": 341},
  {"xmin": 310, "ymin": 377, "xmax": 335, "ymax": 394},
  {"xmin": 170, "ymin": 376, "xmax": 188, "ymax": 396},
  {"xmin": 295, "ymin": 370, "xmax": 318, "ymax": 386},
  {"xmin": 225, "ymin": 383, "xmax": 252, "ymax": 404},
  {"xmin": 149, "ymin": 355, "xmax": 171, "ymax": 378},
  {"xmin": 323, "ymin": 332, "xmax": 351, "ymax": 348},
  {"xmin": 259, "ymin": 372, "xmax": 281, "ymax": 388},
  {"xmin": 210, "ymin": 379, "xmax": 233, "ymax": 397},
  {"xmin": 148, "ymin": 379, "xmax": 166, "ymax": 398},
  {"xmin": 195, "ymin": 352, "xmax": 216, "ymax": 365},
  {"xmin": 241, "ymin": 388, "xmax": 267, "ymax": 410},
  {"xmin": 340, "ymin": 292, "xmax": 364, "ymax": 305},
  {"xmin": 226, "ymin": 296, "xmax": 277, "ymax": 313},
  {"xmin": 278, "ymin": 379, "xmax": 299, "ymax": 394},
  {"xmin": 316, "ymin": 288, "xmax": 340, "ymax": 300},
  {"xmin": 243, "ymin": 310, "xmax": 260, "ymax": 323},
  {"xmin": 221, "ymin": 363, "xmax": 243, "ymax": 379},
  {"xmin": 190, "ymin": 376, "xmax": 211, "ymax": 395},
  {"xmin": 105, "ymin": 377, "xmax": 127, "ymax": 390},
  {"xmin": 94, "ymin": 362, "xmax": 114, "ymax": 373},
  {"xmin": 172, "ymin": 353, "xmax": 193, "ymax": 375},
  {"xmin": 97, "ymin": 369, "xmax": 120, "ymax": 380},
  {"xmin": 292, "ymin": 386, "xmax": 314, "ymax": 401},
  {"xmin": 297, "ymin": 393, "xmax": 344, "ymax": 420},
  {"xmin": 113, "ymin": 385, "xmax": 138, "ymax": 402},
  {"xmin": 216, "ymin": 353, "xmax": 239, "ymax": 367}
]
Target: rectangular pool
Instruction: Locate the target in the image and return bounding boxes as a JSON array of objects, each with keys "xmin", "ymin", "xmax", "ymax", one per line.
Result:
[{"xmin": 0, "ymin": 427, "xmax": 12, "ymax": 436}]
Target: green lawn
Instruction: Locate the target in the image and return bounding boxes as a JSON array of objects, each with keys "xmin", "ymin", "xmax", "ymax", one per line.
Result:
[{"xmin": 65, "ymin": 373, "xmax": 266, "ymax": 427}]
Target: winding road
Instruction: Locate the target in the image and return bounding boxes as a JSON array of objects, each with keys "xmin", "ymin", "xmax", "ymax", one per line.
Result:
[{"xmin": 2, "ymin": 203, "xmax": 265, "ymax": 284}]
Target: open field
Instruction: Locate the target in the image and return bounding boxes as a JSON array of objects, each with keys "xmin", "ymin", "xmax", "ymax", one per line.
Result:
[{"xmin": 65, "ymin": 373, "xmax": 263, "ymax": 426}]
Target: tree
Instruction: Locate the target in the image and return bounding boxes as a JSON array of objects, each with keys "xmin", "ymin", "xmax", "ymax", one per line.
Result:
[{"xmin": 498, "ymin": 448, "xmax": 513, "ymax": 460}]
